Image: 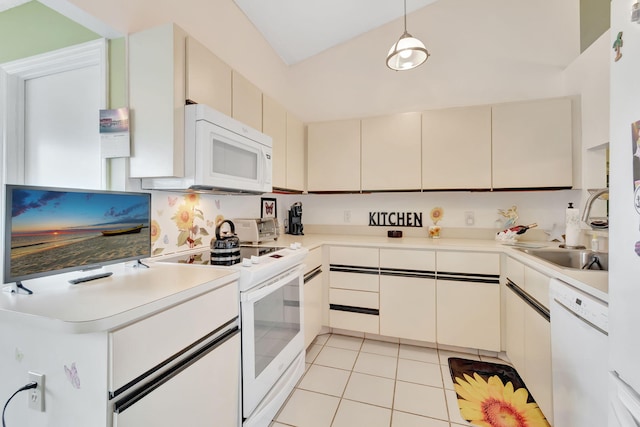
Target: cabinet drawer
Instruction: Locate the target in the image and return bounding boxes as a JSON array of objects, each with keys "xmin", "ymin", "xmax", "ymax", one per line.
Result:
[
  {"xmin": 109, "ymin": 281, "xmax": 238, "ymax": 393},
  {"xmin": 437, "ymin": 251, "xmax": 500, "ymax": 275},
  {"xmin": 304, "ymin": 247, "xmax": 323, "ymax": 275},
  {"xmin": 330, "ymin": 288, "xmax": 379, "ymax": 309},
  {"xmin": 330, "ymin": 246, "xmax": 379, "ymax": 267},
  {"xmin": 380, "ymin": 248, "xmax": 436, "ymax": 271},
  {"xmin": 329, "ymin": 309, "xmax": 379, "ymax": 334},
  {"xmin": 330, "ymin": 270, "xmax": 379, "ymax": 292}
]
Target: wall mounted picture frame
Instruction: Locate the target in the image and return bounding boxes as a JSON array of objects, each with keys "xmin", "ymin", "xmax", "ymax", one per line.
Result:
[{"xmin": 261, "ymin": 197, "xmax": 277, "ymax": 218}]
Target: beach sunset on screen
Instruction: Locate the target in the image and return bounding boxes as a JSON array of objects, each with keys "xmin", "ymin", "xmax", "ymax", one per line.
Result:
[{"xmin": 6, "ymin": 186, "xmax": 151, "ymax": 282}]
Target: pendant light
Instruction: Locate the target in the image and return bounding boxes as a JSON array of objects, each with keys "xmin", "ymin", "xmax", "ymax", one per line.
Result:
[{"xmin": 386, "ymin": 0, "xmax": 430, "ymax": 71}]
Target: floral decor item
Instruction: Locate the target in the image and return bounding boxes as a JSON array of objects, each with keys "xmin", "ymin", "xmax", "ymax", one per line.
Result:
[
  {"xmin": 497, "ymin": 205, "xmax": 518, "ymax": 229},
  {"xmin": 454, "ymin": 372, "xmax": 550, "ymax": 427},
  {"xmin": 429, "ymin": 207, "xmax": 444, "ymax": 238}
]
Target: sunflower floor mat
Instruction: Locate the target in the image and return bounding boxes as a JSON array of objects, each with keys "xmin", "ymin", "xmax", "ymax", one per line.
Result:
[{"xmin": 448, "ymin": 357, "xmax": 551, "ymax": 427}]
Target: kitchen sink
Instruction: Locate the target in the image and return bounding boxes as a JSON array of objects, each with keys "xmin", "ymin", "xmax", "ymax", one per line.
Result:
[{"xmin": 515, "ymin": 247, "xmax": 608, "ymax": 271}]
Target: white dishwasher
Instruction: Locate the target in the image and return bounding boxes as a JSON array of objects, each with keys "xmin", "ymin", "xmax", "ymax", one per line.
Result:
[{"xmin": 550, "ymin": 278, "xmax": 609, "ymax": 427}]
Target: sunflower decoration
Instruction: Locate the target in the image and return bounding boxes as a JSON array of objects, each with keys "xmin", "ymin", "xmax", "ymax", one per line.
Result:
[
  {"xmin": 454, "ymin": 372, "xmax": 550, "ymax": 427},
  {"xmin": 430, "ymin": 207, "xmax": 444, "ymax": 225},
  {"xmin": 170, "ymin": 194, "xmax": 210, "ymax": 248}
]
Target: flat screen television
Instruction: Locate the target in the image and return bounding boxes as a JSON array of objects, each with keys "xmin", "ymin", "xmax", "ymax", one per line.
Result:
[{"xmin": 4, "ymin": 184, "xmax": 151, "ymax": 286}]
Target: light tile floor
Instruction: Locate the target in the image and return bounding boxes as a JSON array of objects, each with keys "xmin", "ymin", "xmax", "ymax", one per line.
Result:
[{"xmin": 271, "ymin": 333, "xmax": 509, "ymax": 427}]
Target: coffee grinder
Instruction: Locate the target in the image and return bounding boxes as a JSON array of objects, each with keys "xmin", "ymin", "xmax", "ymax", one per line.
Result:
[{"xmin": 287, "ymin": 202, "xmax": 304, "ymax": 235}]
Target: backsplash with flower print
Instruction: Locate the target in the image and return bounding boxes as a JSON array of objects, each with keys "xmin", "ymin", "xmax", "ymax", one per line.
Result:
[{"xmin": 149, "ymin": 192, "xmax": 265, "ymax": 257}]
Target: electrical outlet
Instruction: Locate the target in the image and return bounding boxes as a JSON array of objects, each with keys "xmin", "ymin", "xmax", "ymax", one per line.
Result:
[
  {"xmin": 28, "ymin": 372, "xmax": 44, "ymax": 412},
  {"xmin": 465, "ymin": 211, "xmax": 475, "ymax": 226},
  {"xmin": 343, "ymin": 210, "xmax": 351, "ymax": 223}
]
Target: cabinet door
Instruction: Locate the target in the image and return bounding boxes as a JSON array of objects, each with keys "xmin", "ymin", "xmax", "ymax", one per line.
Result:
[
  {"xmin": 492, "ymin": 98, "xmax": 572, "ymax": 189},
  {"xmin": 504, "ymin": 283, "xmax": 526, "ymax": 373},
  {"xmin": 422, "ymin": 106, "xmax": 491, "ymax": 189},
  {"xmin": 113, "ymin": 333, "xmax": 240, "ymax": 427},
  {"xmin": 185, "ymin": 37, "xmax": 232, "ymax": 116},
  {"xmin": 129, "ymin": 23, "xmax": 187, "ymax": 178},
  {"xmin": 263, "ymin": 95, "xmax": 287, "ymax": 189},
  {"xmin": 524, "ymin": 308, "xmax": 553, "ymax": 424},
  {"xmin": 436, "ymin": 281, "xmax": 501, "ymax": 351},
  {"xmin": 304, "ymin": 272, "xmax": 323, "ymax": 348},
  {"xmin": 286, "ymin": 112, "xmax": 305, "ymax": 191},
  {"xmin": 232, "ymin": 71, "xmax": 262, "ymax": 131},
  {"xmin": 380, "ymin": 275, "xmax": 436, "ymax": 342},
  {"xmin": 361, "ymin": 112, "xmax": 421, "ymax": 191},
  {"xmin": 308, "ymin": 120, "xmax": 361, "ymax": 192},
  {"xmin": 524, "ymin": 266, "xmax": 550, "ymax": 309}
]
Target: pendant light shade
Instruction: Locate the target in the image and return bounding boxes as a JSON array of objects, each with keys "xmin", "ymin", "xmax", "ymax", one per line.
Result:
[{"xmin": 386, "ymin": 0, "xmax": 429, "ymax": 71}]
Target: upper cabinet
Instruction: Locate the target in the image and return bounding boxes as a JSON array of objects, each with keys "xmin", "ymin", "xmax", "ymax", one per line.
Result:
[
  {"xmin": 492, "ymin": 97, "xmax": 572, "ymax": 189},
  {"xmin": 185, "ymin": 36, "xmax": 232, "ymax": 116},
  {"xmin": 361, "ymin": 113, "xmax": 421, "ymax": 191},
  {"xmin": 286, "ymin": 112, "xmax": 305, "ymax": 191},
  {"xmin": 308, "ymin": 119, "xmax": 361, "ymax": 192},
  {"xmin": 129, "ymin": 23, "xmax": 187, "ymax": 178},
  {"xmin": 232, "ymin": 71, "xmax": 262, "ymax": 131},
  {"xmin": 263, "ymin": 95, "xmax": 287, "ymax": 188},
  {"xmin": 422, "ymin": 106, "xmax": 492, "ymax": 190},
  {"xmin": 263, "ymin": 96, "xmax": 305, "ymax": 191}
]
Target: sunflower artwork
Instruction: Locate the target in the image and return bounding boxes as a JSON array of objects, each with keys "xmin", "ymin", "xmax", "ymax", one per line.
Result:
[{"xmin": 448, "ymin": 358, "xmax": 551, "ymax": 427}]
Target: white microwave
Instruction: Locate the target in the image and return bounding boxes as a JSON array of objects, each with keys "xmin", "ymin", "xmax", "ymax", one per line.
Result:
[{"xmin": 141, "ymin": 104, "xmax": 272, "ymax": 194}]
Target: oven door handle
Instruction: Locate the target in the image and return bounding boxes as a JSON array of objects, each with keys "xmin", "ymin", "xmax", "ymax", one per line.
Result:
[{"xmin": 241, "ymin": 265, "xmax": 304, "ymax": 303}]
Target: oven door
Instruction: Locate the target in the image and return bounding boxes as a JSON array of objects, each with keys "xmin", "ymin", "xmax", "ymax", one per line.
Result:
[{"xmin": 240, "ymin": 265, "xmax": 304, "ymax": 418}]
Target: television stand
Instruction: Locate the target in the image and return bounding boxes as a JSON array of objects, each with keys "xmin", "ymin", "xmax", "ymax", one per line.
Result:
[
  {"xmin": 68, "ymin": 272, "xmax": 113, "ymax": 285},
  {"xmin": 134, "ymin": 260, "xmax": 149, "ymax": 268},
  {"xmin": 11, "ymin": 282, "xmax": 33, "ymax": 295}
]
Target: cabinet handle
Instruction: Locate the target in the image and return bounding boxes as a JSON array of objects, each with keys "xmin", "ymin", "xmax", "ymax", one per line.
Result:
[{"xmin": 506, "ymin": 280, "xmax": 550, "ymax": 321}]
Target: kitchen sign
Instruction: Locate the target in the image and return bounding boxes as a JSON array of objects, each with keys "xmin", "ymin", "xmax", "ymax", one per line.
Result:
[{"xmin": 369, "ymin": 212, "xmax": 423, "ymax": 227}]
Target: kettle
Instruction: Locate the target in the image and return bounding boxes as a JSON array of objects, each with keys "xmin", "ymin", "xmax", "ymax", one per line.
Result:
[{"xmin": 210, "ymin": 220, "xmax": 241, "ymax": 265}]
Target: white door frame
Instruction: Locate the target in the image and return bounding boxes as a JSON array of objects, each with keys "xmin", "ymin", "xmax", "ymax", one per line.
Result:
[{"xmin": 0, "ymin": 38, "xmax": 109, "ymax": 187}]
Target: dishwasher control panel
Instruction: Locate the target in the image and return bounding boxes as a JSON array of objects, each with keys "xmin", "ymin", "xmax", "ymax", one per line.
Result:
[{"xmin": 550, "ymin": 278, "xmax": 609, "ymax": 333}]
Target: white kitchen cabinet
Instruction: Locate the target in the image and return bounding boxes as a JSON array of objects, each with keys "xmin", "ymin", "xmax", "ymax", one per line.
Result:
[
  {"xmin": 303, "ymin": 247, "xmax": 324, "ymax": 348},
  {"xmin": 436, "ymin": 251, "xmax": 501, "ymax": 351},
  {"xmin": 129, "ymin": 23, "xmax": 187, "ymax": 178},
  {"xmin": 307, "ymin": 119, "xmax": 361, "ymax": 192},
  {"xmin": 379, "ymin": 249, "xmax": 436, "ymax": 342},
  {"xmin": 185, "ymin": 36, "xmax": 232, "ymax": 116},
  {"xmin": 504, "ymin": 257, "xmax": 553, "ymax": 424},
  {"xmin": 232, "ymin": 70, "xmax": 262, "ymax": 131},
  {"xmin": 263, "ymin": 95, "xmax": 288, "ymax": 188},
  {"xmin": 524, "ymin": 302, "xmax": 553, "ymax": 424},
  {"xmin": 361, "ymin": 112, "xmax": 422, "ymax": 191},
  {"xmin": 422, "ymin": 106, "xmax": 492, "ymax": 189},
  {"xmin": 492, "ymin": 97, "xmax": 573, "ymax": 189},
  {"xmin": 265, "ymin": 95, "xmax": 305, "ymax": 192},
  {"xmin": 0, "ymin": 269, "xmax": 239, "ymax": 427},
  {"xmin": 328, "ymin": 246, "xmax": 379, "ymax": 334},
  {"xmin": 286, "ymin": 112, "xmax": 306, "ymax": 191}
]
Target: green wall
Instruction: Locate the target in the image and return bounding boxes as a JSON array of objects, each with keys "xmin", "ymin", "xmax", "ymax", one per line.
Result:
[
  {"xmin": 0, "ymin": 1, "xmax": 99, "ymax": 63},
  {"xmin": 580, "ymin": 0, "xmax": 610, "ymax": 53},
  {"xmin": 0, "ymin": 1, "xmax": 126, "ymax": 109}
]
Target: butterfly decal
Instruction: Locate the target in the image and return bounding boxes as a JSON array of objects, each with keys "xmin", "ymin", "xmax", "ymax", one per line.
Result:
[
  {"xmin": 206, "ymin": 219, "xmax": 214, "ymax": 227},
  {"xmin": 163, "ymin": 235, "xmax": 169, "ymax": 244},
  {"xmin": 157, "ymin": 209, "xmax": 164, "ymax": 216},
  {"xmin": 265, "ymin": 202, "xmax": 274, "ymax": 215},
  {"xmin": 64, "ymin": 363, "xmax": 81, "ymax": 389},
  {"xmin": 168, "ymin": 196, "xmax": 178, "ymax": 207},
  {"xmin": 215, "ymin": 199, "xmax": 221, "ymax": 209}
]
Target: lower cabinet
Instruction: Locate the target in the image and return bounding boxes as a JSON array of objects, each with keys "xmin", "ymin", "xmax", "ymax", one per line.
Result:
[
  {"xmin": 303, "ymin": 247, "xmax": 324, "ymax": 348},
  {"xmin": 505, "ymin": 257, "xmax": 553, "ymax": 424},
  {"xmin": 328, "ymin": 246, "xmax": 379, "ymax": 334},
  {"xmin": 436, "ymin": 251, "xmax": 501, "ymax": 351},
  {"xmin": 379, "ymin": 248, "xmax": 436, "ymax": 342}
]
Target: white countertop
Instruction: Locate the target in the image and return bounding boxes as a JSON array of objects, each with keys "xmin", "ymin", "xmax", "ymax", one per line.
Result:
[
  {"xmin": 273, "ymin": 233, "xmax": 608, "ymax": 302},
  {"xmin": 0, "ymin": 262, "xmax": 238, "ymax": 334}
]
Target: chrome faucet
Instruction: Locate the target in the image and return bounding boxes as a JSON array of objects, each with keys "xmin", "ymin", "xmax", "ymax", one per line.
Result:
[{"xmin": 581, "ymin": 188, "xmax": 609, "ymax": 225}]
